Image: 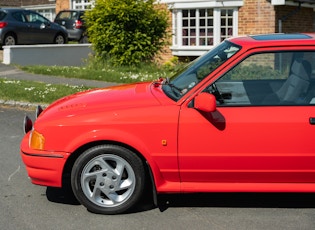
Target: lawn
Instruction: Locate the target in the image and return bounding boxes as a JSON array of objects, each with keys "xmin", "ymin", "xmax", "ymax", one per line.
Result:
[{"xmin": 0, "ymin": 61, "xmax": 183, "ymax": 105}]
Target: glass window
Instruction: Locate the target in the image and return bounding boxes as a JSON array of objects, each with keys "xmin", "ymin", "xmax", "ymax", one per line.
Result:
[
  {"xmin": 24, "ymin": 12, "xmax": 48, "ymax": 24},
  {"xmin": 199, "ymin": 9, "xmax": 214, "ymax": 46},
  {"xmin": 163, "ymin": 41, "xmax": 241, "ymax": 101},
  {"xmin": 174, "ymin": 8, "xmax": 235, "ymax": 49},
  {"xmin": 35, "ymin": 9, "xmax": 55, "ymax": 21},
  {"xmin": 208, "ymin": 51, "xmax": 315, "ymax": 106},
  {"xmin": 181, "ymin": 9, "xmax": 214, "ymax": 46},
  {"xmin": 220, "ymin": 9, "xmax": 233, "ymax": 42},
  {"xmin": 73, "ymin": 0, "xmax": 94, "ymax": 10},
  {"xmin": 12, "ymin": 12, "xmax": 26, "ymax": 22},
  {"xmin": 182, "ymin": 10, "xmax": 197, "ymax": 46}
]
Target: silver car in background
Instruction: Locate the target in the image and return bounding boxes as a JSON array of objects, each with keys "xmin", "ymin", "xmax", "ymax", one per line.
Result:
[{"xmin": 0, "ymin": 8, "xmax": 68, "ymax": 46}]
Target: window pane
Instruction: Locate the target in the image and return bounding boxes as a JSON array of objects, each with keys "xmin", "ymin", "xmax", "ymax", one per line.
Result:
[
  {"xmin": 190, "ymin": 38, "xmax": 196, "ymax": 46},
  {"xmin": 199, "ymin": 38, "xmax": 206, "ymax": 45},
  {"xmin": 190, "ymin": 19, "xmax": 195, "ymax": 27},
  {"xmin": 183, "ymin": 10, "xmax": 188, "ymax": 17},
  {"xmin": 220, "ymin": 8, "xmax": 234, "ymax": 41},
  {"xmin": 179, "ymin": 8, "xmax": 233, "ymax": 47},
  {"xmin": 213, "ymin": 52, "xmax": 315, "ymax": 106},
  {"xmin": 182, "ymin": 9, "xmax": 197, "ymax": 46},
  {"xmin": 208, "ymin": 19, "xmax": 213, "ymax": 26},
  {"xmin": 200, "ymin": 9, "xmax": 205, "ymax": 17},
  {"xmin": 200, "ymin": 19, "xmax": 205, "ymax": 26},
  {"xmin": 190, "ymin": 29, "xmax": 196, "ymax": 36},
  {"xmin": 207, "ymin": 9, "xmax": 213, "ymax": 17},
  {"xmin": 183, "ymin": 38, "xmax": 188, "ymax": 45},
  {"xmin": 221, "ymin": 18, "xmax": 226, "ymax": 26},
  {"xmin": 207, "ymin": 37, "xmax": 213, "ymax": 46}
]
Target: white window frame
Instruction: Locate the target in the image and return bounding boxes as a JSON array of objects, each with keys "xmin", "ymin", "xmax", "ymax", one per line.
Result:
[
  {"xmin": 23, "ymin": 5, "xmax": 56, "ymax": 21},
  {"xmin": 171, "ymin": 8, "xmax": 238, "ymax": 56},
  {"xmin": 163, "ymin": 0, "xmax": 243, "ymax": 56},
  {"xmin": 71, "ymin": 0, "xmax": 94, "ymax": 10}
]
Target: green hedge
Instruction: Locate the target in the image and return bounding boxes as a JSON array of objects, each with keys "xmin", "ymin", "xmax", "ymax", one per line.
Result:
[{"xmin": 85, "ymin": 0, "xmax": 169, "ymax": 66}]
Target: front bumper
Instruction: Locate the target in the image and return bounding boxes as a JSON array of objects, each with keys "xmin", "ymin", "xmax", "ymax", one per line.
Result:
[{"xmin": 20, "ymin": 133, "xmax": 70, "ymax": 187}]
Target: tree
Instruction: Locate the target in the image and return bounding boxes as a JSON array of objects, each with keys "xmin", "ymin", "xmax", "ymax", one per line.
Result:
[{"xmin": 85, "ymin": 0, "xmax": 169, "ymax": 66}]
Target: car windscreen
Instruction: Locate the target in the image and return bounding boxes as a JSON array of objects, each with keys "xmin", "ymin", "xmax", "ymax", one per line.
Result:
[
  {"xmin": 55, "ymin": 11, "xmax": 79, "ymax": 20},
  {"xmin": 162, "ymin": 40, "xmax": 241, "ymax": 101}
]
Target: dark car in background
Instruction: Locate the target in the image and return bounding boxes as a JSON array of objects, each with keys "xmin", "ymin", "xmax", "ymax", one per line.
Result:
[
  {"xmin": 0, "ymin": 8, "xmax": 68, "ymax": 46},
  {"xmin": 54, "ymin": 10, "xmax": 88, "ymax": 43}
]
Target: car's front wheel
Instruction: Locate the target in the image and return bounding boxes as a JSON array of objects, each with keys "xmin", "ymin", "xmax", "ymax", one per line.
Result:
[
  {"xmin": 54, "ymin": 34, "xmax": 66, "ymax": 44},
  {"xmin": 71, "ymin": 145, "xmax": 145, "ymax": 214}
]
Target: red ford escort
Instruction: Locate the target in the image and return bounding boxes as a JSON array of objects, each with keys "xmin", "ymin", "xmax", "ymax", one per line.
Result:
[{"xmin": 21, "ymin": 33, "xmax": 315, "ymax": 214}]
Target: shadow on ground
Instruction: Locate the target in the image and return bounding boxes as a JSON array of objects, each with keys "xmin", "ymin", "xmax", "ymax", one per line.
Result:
[
  {"xmin": 45, "ymin": 185, "xmax": 315, "ymax": 214},
  {"xmin": 157, "ymin": 192, "xmax": 315, "ymax": 211}
]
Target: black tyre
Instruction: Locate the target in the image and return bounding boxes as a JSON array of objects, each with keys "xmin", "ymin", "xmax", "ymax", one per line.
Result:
[
  {"xmin": 79, "ymin": 35, "xmax": 88, "ymax": 44},
  {"xmin": 4, "ymin": 33, "xmax": 16, "ymax": 46},
  {"xmin": 54, "ymin": 34, "xmax": 65, "ymax": 44},
  {"xmin": 71, "ymin": 145, "xmax": 145, "ymax": 214}
]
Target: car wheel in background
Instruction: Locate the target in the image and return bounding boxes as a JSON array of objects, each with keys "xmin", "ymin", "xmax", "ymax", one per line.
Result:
[
  {"xmin": 79, "ymin": 35, "xmax": 88, "ymax": 44},
  {"xmin": 71, "ymin": 145, "xmax": 146, "ymax": 214},
  {"xmin": 54, "ymin": 34, "xmax": 66, "ymax": 44},
  {"xmin": 4, "ymin": 33, "xmax": 16, "ymax": 45}
]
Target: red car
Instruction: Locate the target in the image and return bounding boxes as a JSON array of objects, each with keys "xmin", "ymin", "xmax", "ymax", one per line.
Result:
[{"xmin": 21, "ymin": 33, "xmax": 315, "ymax": 214}]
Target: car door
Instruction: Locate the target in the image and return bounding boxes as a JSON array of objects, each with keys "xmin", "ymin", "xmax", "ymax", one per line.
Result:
[
  {"xmin": 178, "ymin": 49, "xmax": 315, "ymax": 191},
  {"xmin": 10, "ymin": 11, "xmax": 29, "ymax": 44},
  {"xmin": 23, "ymin": 11, "xmax": 54, "ymax": 44}
]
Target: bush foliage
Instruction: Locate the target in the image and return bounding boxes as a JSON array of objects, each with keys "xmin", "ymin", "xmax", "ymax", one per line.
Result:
[{"xmin": 85, "ymin": 0, "xmax": 169, "ymax": 66}]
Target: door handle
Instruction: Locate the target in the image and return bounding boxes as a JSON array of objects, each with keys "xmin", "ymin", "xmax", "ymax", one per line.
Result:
[{"xmin": 309, "ymin": 117, "xmax": 315, "ymax": 125}]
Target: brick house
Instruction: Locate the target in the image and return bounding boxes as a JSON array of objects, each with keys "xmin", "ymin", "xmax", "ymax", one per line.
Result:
[
  {"xmin": 0, "ymin": 0, "xmax": 56, "ymax": 20},
  {"xmin": 1, "ymin": 0, "xmax": 315, "ymax": 58},
  {"xmin": 163, "ymin": 0, "xmax": 315, "ymax": 56}
]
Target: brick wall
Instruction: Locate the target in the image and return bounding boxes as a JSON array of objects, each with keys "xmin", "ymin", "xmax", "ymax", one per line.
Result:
[
  {"xmin": 22, "ymin": 0, "xmax": 52, "ymax": 6},
  {"xmin": 0, "ymin": 0, "xmax": 21, "ymax": 6},
  {"xmin": 238, "ymin": 0, "xmax": 276, "ymax": 35},
  {"xmin": 275, "ymin": 5, "xmax": 313, "ymax": 33},
  {"xmin": 55, "ymin": 0, "xmax": 70, "ymax": 13},
  {"xmin": 238, "ymin": 0, "xmax": 314, "ymax": 35},
  {"xmin": 0, "ymin": 0, "xmax": 53, "ymax": 7}
]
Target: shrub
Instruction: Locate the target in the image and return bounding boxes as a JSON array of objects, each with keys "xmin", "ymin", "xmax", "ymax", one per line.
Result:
[{"xmin": 85, "ymin": 0, "xmax": 169, "ymax": 66}]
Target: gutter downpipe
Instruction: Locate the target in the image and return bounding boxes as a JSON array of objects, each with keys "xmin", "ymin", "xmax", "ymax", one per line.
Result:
[{"xmin": 278, "ymin": 2, "xmax": 301, "ymax": 33}]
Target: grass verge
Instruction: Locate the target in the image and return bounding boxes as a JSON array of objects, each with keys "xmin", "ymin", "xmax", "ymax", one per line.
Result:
[
  {"xmin": 19, "ymin": 63, "xmax": 177, "ymax": 84},
  {"xmin": 0, "ymin": 78, "xmax": 90, "ymax": 104},
  {"xmin": 2, "ymin": 60, "xmax": 185, "ymax": 105}
]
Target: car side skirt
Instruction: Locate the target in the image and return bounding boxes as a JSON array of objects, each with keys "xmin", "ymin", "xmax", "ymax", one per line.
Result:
[{"xmin": 178, "ymin": 182, "xmax": 315, "ymax": 193}]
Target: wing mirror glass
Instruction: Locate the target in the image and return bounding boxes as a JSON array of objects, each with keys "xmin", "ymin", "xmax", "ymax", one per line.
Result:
[{"xmin": 194, "ymin": 92, "xmax": 216, "ymax": 112}]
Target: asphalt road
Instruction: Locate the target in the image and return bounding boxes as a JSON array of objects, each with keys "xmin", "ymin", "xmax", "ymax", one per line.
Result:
[{"xmin": 1, "ymin": 106, "xmax": 315, "ymax": 230}]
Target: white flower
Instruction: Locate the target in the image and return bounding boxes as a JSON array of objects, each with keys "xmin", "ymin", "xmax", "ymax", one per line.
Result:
[{"xmin": 24, "ymin": 87, "xmax": 35, "ymax": 91}]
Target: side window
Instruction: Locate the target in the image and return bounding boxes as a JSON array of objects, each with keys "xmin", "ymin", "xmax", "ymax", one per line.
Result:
[
  {"xmin": 12, "ymin": 12, "xmax": 26, "ymax": 22},
  {"xmin": 25, "ymin": 12, "xmax": 47, "ymax": 24},
  {"xmin": 207, "ymin": 51, "xmax": 315, "ymax": 106}
]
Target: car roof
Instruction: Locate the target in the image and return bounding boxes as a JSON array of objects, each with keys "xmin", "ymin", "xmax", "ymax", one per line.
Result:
[
  {"xmin": 0, "ymin": 7, "xmax": 26, "ymax": 12},
  {"xmin": 58, "ymin": 10, "xmax": 86, "ymax": 13},
  {"xmin": 228, "ymin": 33, "xmax": 315, "ymax": 48}
]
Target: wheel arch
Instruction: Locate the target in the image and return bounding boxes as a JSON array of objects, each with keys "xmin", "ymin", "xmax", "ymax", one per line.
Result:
[
  {"xmin": 62, "ymin": 140, "xmax": 158, "ymax": 206},
  {"xmin": 3, "ymin": 31, "xmax": 17, "ymax": 44},
  {"xmin": 54, "ymin": 32, "xmax": 67, "ymax": 44}
]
